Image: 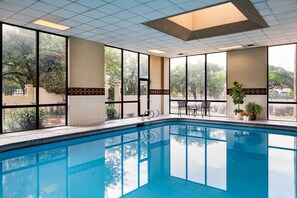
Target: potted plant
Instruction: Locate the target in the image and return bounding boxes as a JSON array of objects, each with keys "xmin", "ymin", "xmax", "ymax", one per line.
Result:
[
  {"xmin": 240, "ymin": 111, "xmax": 252, "ymax": 121},
  {"xmin": 245, "ymin": 102, "xmax": 263, "ymax": 120},
  {"xmin": 229, "ymin": 81, "xmax": 246, "ymax": 120}
]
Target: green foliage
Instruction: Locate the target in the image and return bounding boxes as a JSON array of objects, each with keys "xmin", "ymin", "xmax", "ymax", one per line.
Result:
[
  {"xmin": 2, "ymin": 26, "xmax": 36, "ymax": 93},
  {"xmin": 2, "ymin": 27, "xmax": 66, "ymax": 95},
  {"xmin": 187, "ymin": 62, "xmax": 204, "ymax": 99},
  {"xmin": 105, "ymin": 47, "xmax": 121, "ymax": 86},
  {"xmin": 207, "ymin": 63, "xmax": 226, "ymax": 99},
  {"xmin": 170, "ymin": 61, "xmax": 226, "ymax": 99},
  {"xmin": 245, "ymin": 102, "xmax": 263, "ymax": 116},
  {"xmin": 230, "ymin": 81, "xmax": 246, "ymax": 113},
  {"xmin": 269, "ymin": 65, "xmax": 294, "ymax": 90},
  {"xmin": 39, "ymin": 33, "xmax": 66, "ymax": 94},
  {"xmin": 170, "ymin": 65, "xmax": 186, "ymax": 98},
  {"xmin": 234, "ymin": 109, "xmax": 244, "ymax": 114},
  {"xmin": 7, "ymin": 108, "xmax": 49, "ymax": 131},
  {"xmin": 106, "ymin": 104, "xmax": 119, "ymax": 119}
]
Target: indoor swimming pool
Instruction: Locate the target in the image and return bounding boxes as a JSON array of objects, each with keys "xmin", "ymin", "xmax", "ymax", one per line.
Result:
[{"xmin": 0, "ymin": 122, "xmax": 296, "ymax": 198}]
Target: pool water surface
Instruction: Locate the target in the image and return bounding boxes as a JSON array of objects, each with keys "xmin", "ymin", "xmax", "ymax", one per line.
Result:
[{"xmin": 0, "ymin": 122, "xmax": 296, "ymax": 198}]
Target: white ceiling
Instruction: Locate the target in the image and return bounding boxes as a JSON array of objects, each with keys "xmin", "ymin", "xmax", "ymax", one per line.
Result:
[{"xmin": 0, "ymin": 0, "xmax": 297, "ymax": 57}]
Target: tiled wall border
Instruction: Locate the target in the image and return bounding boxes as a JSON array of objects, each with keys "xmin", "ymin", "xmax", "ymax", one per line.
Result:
[
  {"xmin": 227, "ymin": 88, "xmax": 267, "ymax": 95},
  {"xmin": 68, "ymin": 87, "xmax": 105, "ymax": 95},
  {"xmin": 150, "ymin": 89, "xmax": 170, "ymax": 95}
]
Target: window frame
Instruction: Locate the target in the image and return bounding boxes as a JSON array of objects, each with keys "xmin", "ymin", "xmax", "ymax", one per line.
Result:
[
  {"xmin": 267, "ymin": 44, "xmax": 297, "ymax": 121},
  {"xmin": 104, "ymin": 45, "xmax": 150, "ymax": 120},
  {"xmin": 169, "ymin": 52, "xmax": 227, "ymax": 117},
  {"xmin": 1, "ymin": 22, "xmax": 68, "ymax": 133}
]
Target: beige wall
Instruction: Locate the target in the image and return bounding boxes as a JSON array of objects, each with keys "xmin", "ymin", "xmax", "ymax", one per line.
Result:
[
  {"xmin": 150, "ymin": 55, "xmax": 169, "ymax": 115},
  {"xmin": 227, "ymin": 47, "xmax": 267, "ymax": 88},
  {"xmin": 68, "ymin": 37, "xmax": 105, "ymax": 126},
  {"xmin": 150, "ymin": 56, "xmax": 162, "ymax": 89},
  {"xmin": 68, "ymin": 37, "xmax": 104, "ymax": 88},
  {"xmin": 227, "ymin": 47, "xmax": 267, "ymax": 120}
]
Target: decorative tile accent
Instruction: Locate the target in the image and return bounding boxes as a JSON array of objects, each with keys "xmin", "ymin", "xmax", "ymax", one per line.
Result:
[
  {"xmin": 68, "ymin": 87, "xmax": 105, "ymax": 95},
  {"xmin": 227, "ymin": 88, "xmax": 267, "ymax": 95},
  {"xmin": 150, "ymin": 89, "xmax": 170, "ymax": 95}
]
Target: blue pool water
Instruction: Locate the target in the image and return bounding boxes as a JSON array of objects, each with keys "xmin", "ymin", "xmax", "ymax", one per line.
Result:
[{"xmin": 0, "ymin": 122, "xmax": 297, "ymax": 198}]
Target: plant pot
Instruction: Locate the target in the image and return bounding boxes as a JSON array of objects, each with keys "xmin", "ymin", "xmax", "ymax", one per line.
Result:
[
  {"xmin": 234, "ymin": 114, "xmax": 243, "ymax": 120},
  {"xmin": 243, "ymin": 115, "xmax": 250, "ymax": 121},
  {"xmin": 250, "ymin": 114, "xmax": 256, "ymax": 120}
]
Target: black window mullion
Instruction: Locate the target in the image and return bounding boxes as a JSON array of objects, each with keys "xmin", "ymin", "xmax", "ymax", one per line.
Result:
[
  {"xmin": 121, "ymin": 49, "xmax": 124, "ymax": 119},
  {"xmin": 138, "ymin": 53, "xmax": 140, "ymax": 116},
  {"xmin": 186, "ymin": 56, "xmax": 188, "ymax": 115},
  {"xmin": 204, "ymin": 54, "xmax": 207, "ymax": 116},
  {"xmin": 36, "ymin": 31, "xmax": 39, "ymax": 129},
  {"xmin": 169, "ymin": 58, "xmax": 171, "ymax": 114},
  {"xmin": 0, "ymin": 23, "xmax": 2, "ymax": 133},
  {"xmin": 65, "ymin": 37, "xmax": 69, "ymax": 126}
]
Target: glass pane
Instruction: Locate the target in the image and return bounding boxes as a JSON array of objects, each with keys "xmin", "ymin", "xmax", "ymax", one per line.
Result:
[
  {"xmin": 206, "ymin": 52, "xmax": 226, "ymax": 100},
  {"xmin": 105, "ymin": 146, "xmax": 122, "ymax": 198},
  {"xmin": 210, "ymin": 102, "xmax": 226, "ymax": 117},
  {"xmin": 170, "ymin": 101, "xmax": 186, "ymax": 115},
  {"xmin": 187, "ymin": 101, "xmax": 202, "ymax": 116},
  {"xmin": 105, "ymin": 103, "xmax": 121, "ymax": 120},
  {"xmin": 39, "ymin": 33, "xmax": 66, "ymax": 104},
  {"xmin": 269, "ymin": 148, "xmax": 296, "ymax": 198},
  {"xmin": 2, "ymin": 24, "xmax": 36, "ymax": 106},
  {"xmin": 140, "ymin": 161, "xmax": 148, "ymax": 186},
  {"xmin": 170, "ymin": 57, "xmax": 186, "ymax": 100},
  {"xmin": 40, "ymin": 160, "xmax": 66, "ymax": 197},
  {"xmin": 170, "ymin": 135, "xmax": 186, "ymax": 179},
  {"xmin": 140, "ymin": 81, "xmax": 148, "ymax": 114},
  {"xmin": 2, "ymin": 107, "xmax": 36, "ymax": 133},
  {"xmin": 3, "ymin": 167, "xmax": 37, "ymax": 198},
  {"xmin": 268, "ymin": 44, "xmax": 296, "ymax": 102},
  {"xmin": 207, "ymin": 141, "xmax": 226, "ymax": 190},
  {"xmin": 140, "ymin": 130, "xmax": 148, "ymax": 159},
  {"xmin": 39, "ymin": 106, "xmax": 66, "ymax": 128},
  {"xmin": 269, "ymin": 134, "xmax": 297, "ymax": 149},
  {"xmin": 268, "ymin": 103, "xmax": 296, "ymax": 121},
  {"xmin": 140, "ymin": 54, "xmax": 148, "ymax": 78},
  {"xmin": 188, "ymin": 137, "xmax": 205, "ymax": 184},
  {"xmin": 123, "ymin": 50, "xmax": 138, "ymax": 101},
  {"xmin": 123, "ymin": 141, "xmax": 138, "ymax": 194},
  {"xmin": 105, "ymin": 47, "xmax": 122, "ymax": 102},
  {"xmin": 2, "ymin": 154, "xmax": 36, "ymax": 171},
  {"xmin": 123, "ymin": 103, "xmax": 138, "ymax": 118},
  {"xmin": 188, "ymin": 55, "xmax": 205, "ymax": 100}
]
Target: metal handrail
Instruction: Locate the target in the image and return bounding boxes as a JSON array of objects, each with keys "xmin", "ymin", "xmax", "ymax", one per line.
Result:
[
  {"xmin": 141, "ymin": 109, "xmax": 154, "ymax": 121},
  {"xmin": 141, "ymin": 109, "xmax": 160, "ymax": 121}
]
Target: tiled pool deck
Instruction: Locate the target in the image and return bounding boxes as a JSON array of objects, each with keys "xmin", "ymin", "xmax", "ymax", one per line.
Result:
[{"xmin": 1, "ymin": 115, "xmax": 297, "ymax": 152}]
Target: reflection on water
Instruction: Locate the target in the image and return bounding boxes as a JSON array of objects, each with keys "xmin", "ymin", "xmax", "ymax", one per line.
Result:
[{"xmin": 0, "ymin": 123, "xmax": 297, "ymax": 198}]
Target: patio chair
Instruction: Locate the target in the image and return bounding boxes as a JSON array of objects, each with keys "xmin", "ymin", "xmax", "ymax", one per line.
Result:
[
  {"xmin": 201, "ymin": 101, "xmax": 211, "ymax": 117},
  {"xmin": 177, "ymin": 100, "xmax": 187, "ymax": 116}
]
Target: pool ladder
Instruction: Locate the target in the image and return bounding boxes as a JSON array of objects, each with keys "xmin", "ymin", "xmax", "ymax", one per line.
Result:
[{"xmin": 141, "ymin": 109, "xmax": 160, "ymax": 121}]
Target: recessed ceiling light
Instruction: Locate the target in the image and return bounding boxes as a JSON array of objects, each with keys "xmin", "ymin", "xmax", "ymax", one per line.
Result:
[
  {"xmin": 148, "ymin": 49, "xmax": 165, "ymax": 54},
  {"xmin": 218, "ymin": 45, "xmax": 243, "ymax": 51},
  {"xmin": 32, "ymin": 19, "xmax": 71, "ymax": 30}
]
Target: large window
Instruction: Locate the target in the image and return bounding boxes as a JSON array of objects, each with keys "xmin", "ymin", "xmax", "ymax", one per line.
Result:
[
  {"xmin": 268, "ymin": 44, "xmax": 297, "ymax": 121},
  {"xmin": 105, "ymin": 46, "xmax": 149, "ymax": 120},
  {"xmin": 2, "ymin": 24, "xmax": 67, "ymax": 133},
  {"xmin": 170, "ymin": 52, "xmax": 226, "ymax": 116}
]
